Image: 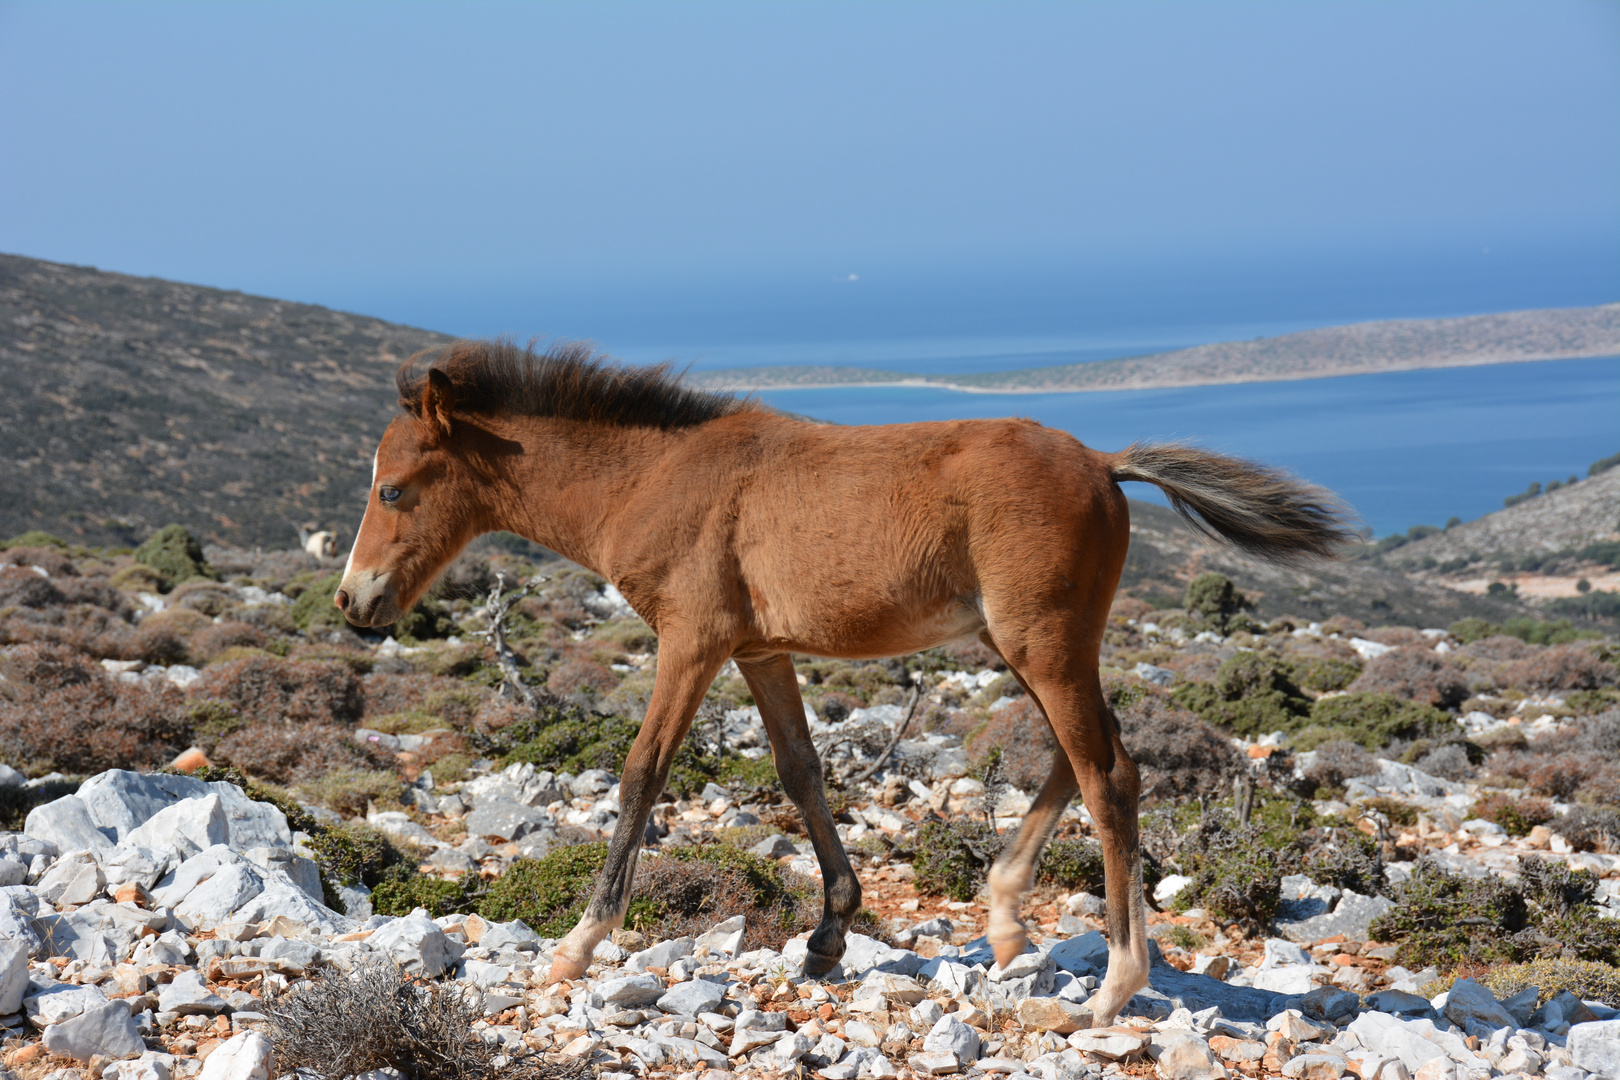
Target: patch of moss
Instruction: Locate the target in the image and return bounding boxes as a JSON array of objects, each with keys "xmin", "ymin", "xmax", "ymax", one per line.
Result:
[{"xmin": 134, "ymin": 524, "xmax": 217, "ymax": 590}]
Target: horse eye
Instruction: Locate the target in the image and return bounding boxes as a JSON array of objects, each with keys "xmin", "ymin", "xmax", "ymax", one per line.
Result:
[{"xmin": 379, "ymin": 486, "xmax": 402, "ymax": 504}]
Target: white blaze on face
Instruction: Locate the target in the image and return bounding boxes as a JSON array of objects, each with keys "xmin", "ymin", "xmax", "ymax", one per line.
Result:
[{"xmin": 344, "ymin": 448, "xmax": 378, "ymax": 579}]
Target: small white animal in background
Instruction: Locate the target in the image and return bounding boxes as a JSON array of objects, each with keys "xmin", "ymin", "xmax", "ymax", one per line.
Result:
[{"xmin": 304, "ymin": 530, "xmax": 337, "ymax": 559}]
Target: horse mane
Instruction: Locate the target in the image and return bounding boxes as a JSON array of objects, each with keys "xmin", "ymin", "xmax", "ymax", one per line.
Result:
[{"xmin": 396, "ymin": 339, "xmax": 753, "ymax": 429}]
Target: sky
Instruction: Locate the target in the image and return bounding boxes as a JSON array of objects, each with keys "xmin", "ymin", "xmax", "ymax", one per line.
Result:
[{"xmin": 1, "ymin": 1, "xmax": 1617, "ymax": 353}]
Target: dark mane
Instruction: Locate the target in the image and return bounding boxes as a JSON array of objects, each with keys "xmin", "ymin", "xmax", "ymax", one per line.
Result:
[{"xmin": 396, "ymin": 339, "xmax": 752, "ymax": 429}]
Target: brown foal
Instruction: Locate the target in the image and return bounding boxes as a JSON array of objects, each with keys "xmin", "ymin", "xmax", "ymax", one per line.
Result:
[{"xmin": 336, "ymin": 341, "xmax": 1352, "ymax": 1024}]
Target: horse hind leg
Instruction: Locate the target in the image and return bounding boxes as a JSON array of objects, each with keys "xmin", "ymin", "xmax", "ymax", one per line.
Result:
[
  {"xmin": 987, "ymin": 748, "xmax": 1079, "ymax": 968},
  {"xmin": 992, "ymin": 645, "xmax": 1148, "ymax": 1025}
]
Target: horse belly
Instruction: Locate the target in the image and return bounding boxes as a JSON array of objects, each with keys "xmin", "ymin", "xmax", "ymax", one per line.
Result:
[{"xmin": 746, "ymin": 580, "xmax": 983, "ymax": 661}]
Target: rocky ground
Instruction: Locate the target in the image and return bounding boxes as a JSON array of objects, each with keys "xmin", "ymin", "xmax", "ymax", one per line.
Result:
[{"xmin": 1, "ymin": 530, "xmax": 1620, "ymax": 1080}]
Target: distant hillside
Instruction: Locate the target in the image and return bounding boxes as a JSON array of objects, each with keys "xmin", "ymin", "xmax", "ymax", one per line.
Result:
[
  {"xmin": 0, "ymin": 253, "xmax": 451, "ymax": 548},
  {"xmin": 688, "ymin": 303, "xmax": 1620, "ymax": 393},
  {"xmin": 1119, "ymin": 501, "xmax": 1536, "ymax": 629},
  {"xmin": 1395, "ymin": 467, "xmax": 1620, "ymax": 565}
]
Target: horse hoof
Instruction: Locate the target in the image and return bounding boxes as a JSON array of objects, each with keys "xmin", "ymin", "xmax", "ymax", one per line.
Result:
[
  {"xmin": 546, "ymin": 955, "xmax": 588, "ymax": 985},
  {"xmin": 802, "ymin": 950, "xmax": 842, "ymax": 977},
  {"xmin": 990, "ymin": 931, "xmax": 1029, "ymax": 970}
]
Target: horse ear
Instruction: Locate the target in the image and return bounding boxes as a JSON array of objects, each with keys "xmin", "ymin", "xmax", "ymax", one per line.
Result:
[{"xmin": 418, "ymin": 368, "xmax": 455, "ymax": 443}]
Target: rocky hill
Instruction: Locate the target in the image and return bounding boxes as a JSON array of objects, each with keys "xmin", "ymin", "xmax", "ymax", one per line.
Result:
[
  {"xmin": 689, "ymin": 303, "xmax": 1620, "ymax": 393},
  {"xmin": 1397, "ymin": 468, "xmax": 1620, "ymax": 565},
  {"xmin": 0, "ymin": 253, "xmax": 450, "ymax": 549}
]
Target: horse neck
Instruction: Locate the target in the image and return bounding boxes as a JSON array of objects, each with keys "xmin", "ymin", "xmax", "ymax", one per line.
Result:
[{"xmin": 482, "ymin": 416, "xmax": 674, "ymax": 574}]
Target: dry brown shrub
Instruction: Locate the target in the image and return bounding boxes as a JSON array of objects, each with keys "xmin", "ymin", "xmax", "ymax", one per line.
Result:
[
  {"xmin": 1499, "ymin": 645, "xmax": 1617, "ymax": 693},
  {"xmin": 1321, "ymin": 615, "xmax": 1367, "ymax": 636},
  {"xmin": 546, "ymin": 657, "xmax": 618, "ymax": 696},
  {"xmin": 169, "ymin": 579, "xmax": 240, "ymax": 616},
  {"xmin": 1164, "ymin": 651, "xmax": 1221, "ymax": 684},
  {"xmin": 191, "ymin": 654, "xmax": 363, "ymax": 726},
  {"xmin": 1461, "ymin": 635, "xmax": 1537, "ymax": 662},
  {"xmin": 213, "ymin": 720, "xmax": 389, "ymax": 785},
  {"xmin": 933, "ymin": 637, "xmax": 1007, "ymax": 671},
  {"xmin": 1363, "ymin": 627, "xmax": 1427, "ymax": 648},
  {"xmin": 0, "ymin": 672, "xmax": 188, "ymax": 774},
  {"xmin": 0, "ymin": 566, "xmax": 65, "ymax": 608},
  {"xmin": 1349, "ymin": 646, "xmax": 1469, "ymax": 707},
  {"xmin": 1115, "ymin": 689, "xmax": 1246, "ymax": 800},
  {"xmin": 139, "ymin": 607, "xmax": 214, "ymax": 639},
  {"xmin": 190, "ymin": 621, "xmax": 269, "ymax": 663},
  {"xmin": 0, "ymin": 547, "xmax": 76, "ymax": 576},
  {"xmin": 471, "ymin": 696, "xmax": 533, "ymax": 737},
  {"xmin": 965, "ymin": 698, "xmax": 1055, "ymax": 792},
  {"xmin": 1, "ymin": 605, "xmax": 138, "ymax": 659},
  {"xmin": 3, "ymin": 643, "xmax": 99, "ymax": 690},
  {"xmin": 1110, "ymin": 596, "xmax": 1155, "ymax": 621},
  {"xmin": 1304, "ymin": 739, "xmax": 1379, "ymax": 790},
  {"xmin": 131, "ymin": 622, "xmax": 189, "ymax": 666},
  {"xmin": 631, "ymin": 849, "xmax": 820, "ymax": 953}
]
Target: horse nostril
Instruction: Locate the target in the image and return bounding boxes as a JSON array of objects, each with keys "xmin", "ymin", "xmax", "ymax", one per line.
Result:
[{"xmin": 334, "ymin": 590, "xmax": 350, "ymax": 612}]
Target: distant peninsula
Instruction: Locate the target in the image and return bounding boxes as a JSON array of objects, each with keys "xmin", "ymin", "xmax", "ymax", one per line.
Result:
[{"xmin": 683, "ymin": 302, "xmax": 1620, "ymax": 393}]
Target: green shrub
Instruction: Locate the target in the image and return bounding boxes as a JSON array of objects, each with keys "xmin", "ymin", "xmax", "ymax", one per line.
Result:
[
  {"xmin": 0, "ymin": 777, "xmax": 79, "ymax": 831},
  {"xmin": 1370, "ymin": 855, "xmax": 1620, "ymax": 969},
  {"xmin": 476, "ymin": 841, "xmax": 821, "ymax": 949},
  {"xmin": 394, "ymin": 596, "xmax": 456, "ymax": 644},
  {"xmin": 1183, "ymin": 573, "xmax": 1256, "ymax": 634},
  {"xmin": 1286, "ymin": 655, "xmax": 1362, "ymax": 693},
  {"xmin": 1298, "ymin": 692, "xmax": 1448, "ymax": 750},
  {"xmin": 1449, "ymin": 618, "xmax": 1500, "ymax": 645},
  {"xmin": 1303, "ymin": 831, "xmax": 1384, "ymax": 896},
  {"xmin": 907, "ymin": 820, "xmax": 1002, "ymax": 902},
  {"xmin": 294, "ymin": 768, "xmax": 404, "ymax": 819},
  {"xmin": 289, "ymin": 572, "xmax": 347, "ymax": 634},
  {"xmin": 1037, "ymin": 838, "xmax": 1107, "ymax": 893},
  {"xmin": 303, "ymin": 822, "xmax": 413, "ymax": 890},
  {"xmin": 371, "ymin": 867, "xmax": 480, "ymax": 918},
  {"xmin": 1, "ymin": 531, "xmax": 68, "ymax": 550},
  {"xmin": 1369, "ymin": 859, "xmax": 1529, "ymax": 967},
  {"xmin": 1171, "ymin": 817, "xmax": 1292, "ymax": 928},
  {"xmin": 492, "ymin": 698, "xmax": 771, "ymax": 798},
  {"xmin": 134, "ymin": 524, "xmax": 216, "ymax": 590},
  {"xmin": 1171, "ymin": 652, "xmax": 1311, "ymax": 737}
]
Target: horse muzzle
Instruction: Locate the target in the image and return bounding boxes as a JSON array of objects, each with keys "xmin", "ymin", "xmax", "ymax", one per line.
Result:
[{"xmin": 335, "ymin": 569, "xmax": 404, "ymax": 627}]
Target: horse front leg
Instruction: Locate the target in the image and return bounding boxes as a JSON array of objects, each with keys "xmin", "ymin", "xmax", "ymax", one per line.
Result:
[
  {"xmin": 736, "ymin": 654, "xmax": 862, "ymax": 976},
  {"xmin": 546, "ymin": 644, "xmax": 727, "ymax": 984}
]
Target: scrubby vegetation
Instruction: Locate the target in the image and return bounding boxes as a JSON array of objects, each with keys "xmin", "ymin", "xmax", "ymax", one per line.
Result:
[{"xmin": 1369, "ymin": 856, "xmax": 1620, "ymax": 968}]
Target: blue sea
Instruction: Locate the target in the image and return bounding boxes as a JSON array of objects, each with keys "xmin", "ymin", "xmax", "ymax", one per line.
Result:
[
  {"xmin": 751, "ymin": 357, "xmax": 1620, "ymax": 538},
  {"xmin": 403, "ymin": 242, "xmax": 1620, "ymax": 539}
]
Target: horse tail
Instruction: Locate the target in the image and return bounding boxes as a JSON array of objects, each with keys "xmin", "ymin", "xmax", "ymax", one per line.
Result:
[{"xmin": 1108, "ymin": 442, "xmax": 1359, "ymax": 565}]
